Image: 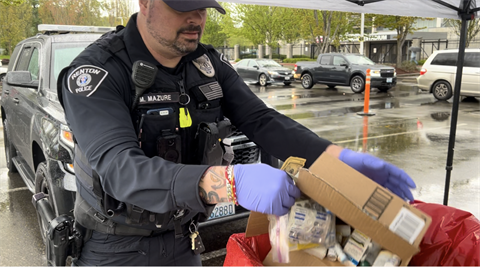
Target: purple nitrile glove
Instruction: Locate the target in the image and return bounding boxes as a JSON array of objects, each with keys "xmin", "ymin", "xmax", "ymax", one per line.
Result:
[
  {"xmin": 339, "ymin": 149, "xmax": 416, "ymax": 201},
  {"xmin": 233, "ymin": 164, "xmax": 301, "ymax": 216}
]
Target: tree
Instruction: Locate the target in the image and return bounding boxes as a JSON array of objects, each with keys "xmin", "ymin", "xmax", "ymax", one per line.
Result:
[
  {"xmin": 202, "ymin": 9, "xmax": 229, "ymax": 47},
  {"xmin": 28, "ymin": 0, "xmax": 41, "ymax": 37},
  {"xmin": 296, "ymin": 9, "xmax": 355, "ymax": 55},
  {"xmin": 278, "ymin": 8, "xmax": 302, "ymax": 44},
  {"xmin": 373, "ymin": 16, "xmax": 429, "ymax": 67},
  {"xmin": 444, "ymin": 18, "xmax": 480, "ymax": 48},
  {"xmin": 0, "ymin": 0, "xmax": 32, "ymax": 54},
  {"xmin": 102, "ymin": 0, "xmax": 135, "ymax": 26},
  {"xmin": 233, "ymin": 4, "xmax": 285, "ymax": 58},
  {"xmin": 38, "ymin": 0, "xmax": 103, "ymax": 26}
]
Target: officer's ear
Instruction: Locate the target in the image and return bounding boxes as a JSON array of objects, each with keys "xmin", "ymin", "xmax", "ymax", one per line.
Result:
[{"xmin": 139, "ymin": 0, "xmax": 150, "ymax": 14}]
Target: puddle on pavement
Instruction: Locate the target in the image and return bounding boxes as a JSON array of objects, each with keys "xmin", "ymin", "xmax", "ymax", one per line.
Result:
[{"xmin": 280, "ymin": 99, "xmax": 401, "ymax": 119}]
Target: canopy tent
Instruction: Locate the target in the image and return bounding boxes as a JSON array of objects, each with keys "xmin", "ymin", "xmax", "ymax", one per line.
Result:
[
  {"xmin": 221, "ymin": 0, "xmax": 479, "ymax": 205},
  {"xmin": 222, "ymin": 0, "xmax": 478, "ymax": 19}
]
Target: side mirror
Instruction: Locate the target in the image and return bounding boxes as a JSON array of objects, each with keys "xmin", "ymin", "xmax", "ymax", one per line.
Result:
[
  {"xmin": 6, "ymin": 71, "xmax": 39, "ymax": 88},
  {"xmin": 340, "ymin": 63, "xmax": 349, "ymax": 68},
  {"xmin": 253, "ymin": 65, "xmax": 259, "ymax": 69}
]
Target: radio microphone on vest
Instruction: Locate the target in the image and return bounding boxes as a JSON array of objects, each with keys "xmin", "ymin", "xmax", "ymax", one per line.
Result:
[{"xmin": 131, "ymin": 60, "xmax": 158, "ymax": 111}]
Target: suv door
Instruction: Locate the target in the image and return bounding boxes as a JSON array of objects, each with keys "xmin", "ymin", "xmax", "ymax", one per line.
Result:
[
  {"xmin": 462, "ymin": 52, "xmax": 480, "ymax": 95},
  {"xmin": 10, "ymin": 42, "xmax": 41, "ymax": 161}
]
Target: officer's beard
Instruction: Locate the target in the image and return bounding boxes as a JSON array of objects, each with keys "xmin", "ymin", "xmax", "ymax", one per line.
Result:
[{"xmin": 146, "ymin": 16, "xmax": 202, "ymax": 56}]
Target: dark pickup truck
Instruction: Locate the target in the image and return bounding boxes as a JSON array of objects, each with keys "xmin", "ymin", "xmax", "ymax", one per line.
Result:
[
  {"xmin": 294, "ymin": 53, "xmax": 397, "ymax": 93},
  {"xmin": 1, "ymin": 24, "xmax": 274, "ymax": 265}
]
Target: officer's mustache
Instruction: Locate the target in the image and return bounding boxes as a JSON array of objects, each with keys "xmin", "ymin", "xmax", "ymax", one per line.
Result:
[{"xmin": 177, "ymin": 25, "xmax": 203, "ymax": 38}]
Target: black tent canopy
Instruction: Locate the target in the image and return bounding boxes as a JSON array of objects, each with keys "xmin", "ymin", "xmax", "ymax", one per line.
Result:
[{"xmin": 221, "ymin": 0, "xmax": 479, "ymax": 205}]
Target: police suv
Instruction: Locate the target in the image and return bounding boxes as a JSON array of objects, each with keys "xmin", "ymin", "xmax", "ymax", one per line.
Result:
[{"xmin": 1, "ymin": 24, "xmax": 269, "ymax": 265}]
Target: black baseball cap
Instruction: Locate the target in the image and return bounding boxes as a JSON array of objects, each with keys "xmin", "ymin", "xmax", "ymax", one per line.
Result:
[{"xmin": 163, "ymin": 0, "xmax": 226, "ymax": 15}]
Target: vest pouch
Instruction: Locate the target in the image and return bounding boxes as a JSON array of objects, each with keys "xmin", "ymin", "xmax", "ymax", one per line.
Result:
[
  {"xmin": 196, "ymin": 122, "xmax": 223, "ymax": 165},
  {"xmin": 138, "ymin": 112, "xmax": 176, "ymax": 158}
]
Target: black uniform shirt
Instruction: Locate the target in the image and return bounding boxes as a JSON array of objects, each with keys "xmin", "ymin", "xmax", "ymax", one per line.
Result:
[{"xmin": 62, "ymin": 14, "xmax": 331, "ymax": 216}]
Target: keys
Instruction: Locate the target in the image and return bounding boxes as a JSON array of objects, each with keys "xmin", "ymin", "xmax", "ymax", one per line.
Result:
[
  {"xmin": 189, "ymin": 222, "xmax": 205, "ymax": 254},
  {"xmin": 190, "ymin": 231, "xmax": 198, "ymax": 250},
  {"xmin": 192, "ymin": 232, "xmax": 206, "ymax": 255}
]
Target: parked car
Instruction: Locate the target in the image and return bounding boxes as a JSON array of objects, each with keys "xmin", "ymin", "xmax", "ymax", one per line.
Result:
[
  {"xmin": 417, "ymin": 49, "xmax": 480, "ymax": 101},
  {"xmin": 1, "ymin": 24, "xmax": 277, "ymax": 265},
  {"xmin": 294, "ymin": 53, "xmax": 397, "ymax": 93},
  {"xmin": 234, "ymin": 58, "xmax": 294, "ymax": 86},
  {"xmin": 0, "ymin": 61, "xmax": 7, "ymax": 85}
]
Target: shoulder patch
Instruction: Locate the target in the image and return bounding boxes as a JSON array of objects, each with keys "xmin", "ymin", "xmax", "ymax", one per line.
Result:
[
  {"xmin": 220, "ymin": 53, "xmax": 236, "ymax": 72},
  {"xmin": 193, "ymin": 54, "xmax": 215, "ymax": 78},
  {"xmin": 67, "ymin": 65, "xmax": 109, "ymax": 97}
]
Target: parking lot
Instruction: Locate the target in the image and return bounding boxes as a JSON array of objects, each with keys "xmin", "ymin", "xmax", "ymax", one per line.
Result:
[{"xmin": 1, "ymin": 80, "xmax": 479, "ymax": 266}]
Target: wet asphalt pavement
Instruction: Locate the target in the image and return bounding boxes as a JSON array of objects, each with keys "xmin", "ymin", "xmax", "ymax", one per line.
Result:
[{"xmin": 0, "ymin": 80, "xmax": 479, "ymax": 266}]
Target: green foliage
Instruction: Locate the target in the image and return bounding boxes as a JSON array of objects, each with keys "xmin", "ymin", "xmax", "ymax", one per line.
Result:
[
  {"xmin": 264, "ymin": 54, "xmax": 286, "ymax": 60},
  {"xmin": 294, "ymin": 9, "xmax": 357, "ymax": 54},
  {"xmin": 292, "ymin": 55, "xmax": 309, "ymax": 58},
  {"xmin": 202, "ymin": 9, "xmax": 228, "ymax": 47},
  {"xmin": 400, "ymin": 61, "xmax": 418, "ymax": 72},
  {"xmin": 38, "ymin": 0, "xmax": 104, "ymax": 26},
  {"xmin": 240, "ymin": 54, "xmax": 257, "ymax": 59},
  {"xmin": 0, "ymin": 0, "xmax": 32, "ymax": 54},
  {"xmin": 444, "ymin": 18, "xmax": 480, "ymax": 48},
  {"xmin": 417, "ymin": 59, "xmax": 427, "ymax": 66},
  {"xmin": 373, "ymin": 15, "xmax": 433, "ymax": 67},
  {"xmin": 101, "ymin": 0, "xmax": 136, "ymax": 26},
  {"xmin": 0, "ymin": 0, "xmax": 24, "ymax": 5},
  {"xmin": 233, "ymin": 4, "xmax": 286, "ymax": 47},
  {"xmin": 282, "ymin": 58, "xmax": 316, "ymax": 63}
]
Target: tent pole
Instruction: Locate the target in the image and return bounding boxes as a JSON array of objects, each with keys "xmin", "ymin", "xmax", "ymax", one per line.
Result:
[{"xmin": 443, "ymin": 17, "xmax": 469, "ymax": 206}]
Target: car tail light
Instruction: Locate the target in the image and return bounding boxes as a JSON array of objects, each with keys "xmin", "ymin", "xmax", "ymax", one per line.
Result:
[
  {"xmin": 294, "ymin": 64, "xmax": 297, "ymax": 72},
  {"xmin": 420, "ymin": 68, "xmax": 427, "ymax": 75}
]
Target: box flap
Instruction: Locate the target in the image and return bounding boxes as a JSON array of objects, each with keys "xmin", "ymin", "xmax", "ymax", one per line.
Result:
[
  {"xmin": 245, "ymin": 211, "xmax": 269, "ymax": 238},
  {"xmin": 297, "ymin": 153, "xmax": 431, "ymax": 261}
]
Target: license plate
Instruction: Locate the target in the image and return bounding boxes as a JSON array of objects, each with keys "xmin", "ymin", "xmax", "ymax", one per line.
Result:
[
  {"xmin": 209, "ymin": 202, "xmax": 235, "ymax": 219},
  {"xmin": 285, "ymin": 76, "xmax": 291, "ymax": 80},
  {"xmin": 387, "ymin": 78, "xmax": 393, "ymax": 83}
]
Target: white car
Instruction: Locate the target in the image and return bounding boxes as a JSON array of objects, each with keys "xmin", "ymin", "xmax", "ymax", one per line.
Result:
[
  {"xmin": 417, "ymin": 49, "xmax": 480, "ymax": 101},
  {"xmin": 0, "ymin": 61, "xmax": 7, "ymax": 84}
]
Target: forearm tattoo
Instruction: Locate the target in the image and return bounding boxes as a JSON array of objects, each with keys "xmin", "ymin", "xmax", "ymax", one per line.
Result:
[{"xmin": 199, "ymin": 167, "xmax": 229, "ymax": 204}]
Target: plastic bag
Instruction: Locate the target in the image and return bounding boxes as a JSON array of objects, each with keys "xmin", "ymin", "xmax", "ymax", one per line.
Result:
[
  {"xmin": 223, "ymin": 233, "xmax": 270, "ymax": 266},
  {"xmin": 409, "ymin": 200, "xmax": 480, "ymax": 266}
]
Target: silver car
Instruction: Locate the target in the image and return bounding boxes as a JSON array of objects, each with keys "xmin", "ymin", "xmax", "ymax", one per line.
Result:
[{"xmin": 417, "ymin": 49, "xmax": 480, "ymax": 101}]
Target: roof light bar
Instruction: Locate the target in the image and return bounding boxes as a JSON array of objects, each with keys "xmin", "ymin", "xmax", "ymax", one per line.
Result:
[{"xmin": 38, "ymin": 24, "xmax": 115, "ymax": 34}]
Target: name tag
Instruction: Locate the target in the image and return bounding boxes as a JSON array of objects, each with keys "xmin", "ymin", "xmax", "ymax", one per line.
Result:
[{"xmin": 139, "ymin": 92, "xmax": 180, "ymax": 104}]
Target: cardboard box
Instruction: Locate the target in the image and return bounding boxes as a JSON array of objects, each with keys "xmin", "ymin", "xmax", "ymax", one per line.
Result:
[{"xmin": 245, "ymin": 153, "xmax": 432, "ymax": 266}]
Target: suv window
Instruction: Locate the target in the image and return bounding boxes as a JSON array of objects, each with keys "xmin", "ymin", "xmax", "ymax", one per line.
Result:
[
  {"xmin": 28, "ymin": 48, "xmax": 40, "ymax": 81},
  {"xmin": 320, "ymin": 56, "xmax": 331, "ymax": 65},
  {"xmin": 333, "ymin": 56, "xmax": 347, "ymax": 66},
  {"xmin": 50, "ymin": 42, "xmax": 92, "ymax": 91},
  {"xmin": 431, "ymin": 53, "xmax": 457, "ymax": 66},
  {"xmin": 464, "ymin": 52, "xmax": 480, "ymax": 68},
  {"xmin": 15, "ymin": 47, "xmax": 33, "ymax": 71}
]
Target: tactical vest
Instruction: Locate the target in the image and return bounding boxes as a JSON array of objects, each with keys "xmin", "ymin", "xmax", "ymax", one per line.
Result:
[{"xmin": 58, "ymin": 26, "xmax": 233, "ymax": 236}]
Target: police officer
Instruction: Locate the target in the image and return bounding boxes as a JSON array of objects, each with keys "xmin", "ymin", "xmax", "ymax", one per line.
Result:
[{"xmin": 59, "ymin": 0, "xmax": 416, "ymax": 265}]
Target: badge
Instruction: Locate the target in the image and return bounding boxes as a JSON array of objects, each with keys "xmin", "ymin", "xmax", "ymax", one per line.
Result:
[
  {"xmin": 220, "ymin": 53, "xmax": 236, "ymax": 72},
  {"xmin": 198, "ymin": 82, "xmax": 223, "ymax": 101},
  {"xmin": 193, "ymin": 54, "xmax": 215, "ymax": 78},
  {"xmin": 67, "ymin": 65, "xmax": 108, "ymax": 97}
]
